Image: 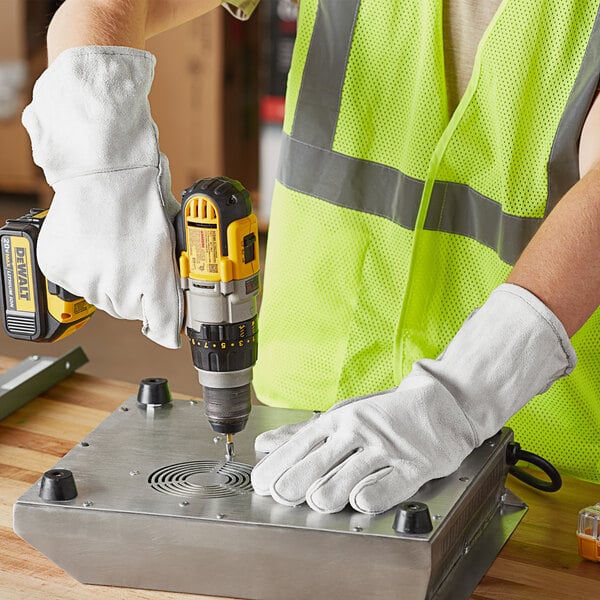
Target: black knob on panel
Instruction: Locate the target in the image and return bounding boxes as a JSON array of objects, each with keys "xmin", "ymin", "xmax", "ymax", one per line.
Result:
[
  {"xmin": 39, "ymin": 469, "xmax": 78, "ymax": 501},
  {"xmin": 393, "ymin": 501, "xmax": 433, "ymax": 534},
  {"xmin": 137, "ymin": 378, "xmax": 172, "ymax": 407}
]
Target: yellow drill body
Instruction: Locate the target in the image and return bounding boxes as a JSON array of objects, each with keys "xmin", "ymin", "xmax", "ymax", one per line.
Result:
[{"xmin": 177, "ymin": 177, "xmax": 260, "ymax": 445}]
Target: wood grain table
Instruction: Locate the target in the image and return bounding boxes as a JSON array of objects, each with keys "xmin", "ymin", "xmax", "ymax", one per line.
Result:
[{"xmin": 0, "ymin": 354, "xmax": 598, "ymax": 600}]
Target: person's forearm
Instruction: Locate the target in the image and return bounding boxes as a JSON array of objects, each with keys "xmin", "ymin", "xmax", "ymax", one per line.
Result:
[
  {"xmin": 507, "ymin": 160, "xmax": 600, "ymax": 337},
  {"xmin": 47, "ymin": 0, "xmax": 220, "ymax": 63},
  {"xmin": 47, "ymin": 0, "xmax": 148, "ymax": 61}
]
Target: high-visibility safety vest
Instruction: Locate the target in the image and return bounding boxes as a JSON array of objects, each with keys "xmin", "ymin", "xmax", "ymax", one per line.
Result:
[{"xmin": 254, "ymin": 0, "xmax": 600, "ymax": 483}]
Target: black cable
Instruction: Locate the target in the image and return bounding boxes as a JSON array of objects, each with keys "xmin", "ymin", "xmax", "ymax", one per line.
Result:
[{"xmin": 506, "ymin": 442, "xmax": 562, "ymax": 492}]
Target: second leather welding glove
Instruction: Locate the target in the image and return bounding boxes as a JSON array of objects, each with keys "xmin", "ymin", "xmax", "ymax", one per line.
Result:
[
  {"xmin": 251, "ymin": 284, "xmax": 576, "ymax": 515},
  {"xmin": 21, "ymin": 46, "xmax": 182, "ymax": 349}
]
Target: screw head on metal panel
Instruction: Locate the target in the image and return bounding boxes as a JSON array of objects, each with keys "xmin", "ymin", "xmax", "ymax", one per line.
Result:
[
  {"xmin": 39, "ymin": 469, "xmax": 78, "ymax": 501},
  {"xmin": 392, "ymin": 501, "xmax": 433, "ymax": 534}
]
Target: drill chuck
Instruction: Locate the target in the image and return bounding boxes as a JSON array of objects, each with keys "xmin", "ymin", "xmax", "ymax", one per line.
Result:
[{"xmin": 203, "ymin": 384, "xmax": 252, "ymax": 434}]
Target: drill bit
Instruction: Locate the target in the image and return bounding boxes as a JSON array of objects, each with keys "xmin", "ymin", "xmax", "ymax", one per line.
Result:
[{"xmin": 225, "ymin": 433, "xmax": 235, "ymax": 462}]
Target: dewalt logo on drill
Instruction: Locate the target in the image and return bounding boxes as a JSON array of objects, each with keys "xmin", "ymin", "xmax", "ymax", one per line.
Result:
[
  {"xmin": 3, "ymin": 236, "xmax": 35, "ymax": 313},
  {"xmin": 15, "ymin": 247, "xmax": 31, "ymax": 301}
]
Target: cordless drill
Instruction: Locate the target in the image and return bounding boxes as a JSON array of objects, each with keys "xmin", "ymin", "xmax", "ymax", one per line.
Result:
[
  {"xmin": 176, "ymin": 177, "xmax": 260, "ymax": 459},
  {"xmin": 1, "ymin": 177, "xmax": 260, "ymax": 461}
]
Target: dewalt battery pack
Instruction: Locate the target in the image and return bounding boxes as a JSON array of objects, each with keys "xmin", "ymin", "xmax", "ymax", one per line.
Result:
[{"xmin": 0, "ymin": 209, "xmax": 94, "ymax": 342}]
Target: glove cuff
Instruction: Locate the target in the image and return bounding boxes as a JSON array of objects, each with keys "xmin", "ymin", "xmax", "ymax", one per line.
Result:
[
  {"xmin": 410, "ymin": 283, "xmax": 576, "ymax": 444},
  {"xmin": 22, "ymin": 46, "xmax": 159, "ymax": 186},
  {"xmin": 491, "ymin": 283, "xmax": 576, "ymax": 374}
]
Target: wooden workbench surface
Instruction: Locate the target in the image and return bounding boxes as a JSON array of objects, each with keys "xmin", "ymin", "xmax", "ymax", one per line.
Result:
[{"xmin": 0, "ymin": 354, "xmax": 598, "ymax": 600}]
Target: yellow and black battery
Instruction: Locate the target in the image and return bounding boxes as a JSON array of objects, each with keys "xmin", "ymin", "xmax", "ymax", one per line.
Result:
[{"xmin": 0, "ymin": 209, "xmax": 95, "ymax": 342}]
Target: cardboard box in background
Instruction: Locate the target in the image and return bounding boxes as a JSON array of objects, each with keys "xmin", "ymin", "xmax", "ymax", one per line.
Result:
[
  {"xmin": 0, "ymin": 0, "xmax": 44, "ymax": 196},
  {"xmin": 0, "ymin": 0, "xmax": 26, "ymax": 60},
  {"xmin": 147, "ymin": 10, "xmax": 259, "ymax": 208}
]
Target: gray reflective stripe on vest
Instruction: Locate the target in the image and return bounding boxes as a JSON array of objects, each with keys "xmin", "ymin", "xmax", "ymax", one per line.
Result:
[
  {"xmin": 546, "ymin": 7, "xmax": 600, "ymax": 217},
  {"xmin": 279, "ymin": 134, "xmax": 423, "ymax": 230},
  {"xmin": 290, "ymin": 0, "xmax": 361, "ymax": 148},
  {"xmin": 425, "ymin": 182, "xmax": 543, "ymax": 264},
  {"xmin": 279, "ymin": 135, "xmax": 544, "ymax": 264},
  {"xmin": 282, "ymin": 0, "xmax": 600, "ymax": 265}
]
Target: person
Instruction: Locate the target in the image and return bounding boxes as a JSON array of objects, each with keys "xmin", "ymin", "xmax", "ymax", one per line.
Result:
[{"xmin": 22, "ymin": 0, "xmax": 600, "ymax": 515}]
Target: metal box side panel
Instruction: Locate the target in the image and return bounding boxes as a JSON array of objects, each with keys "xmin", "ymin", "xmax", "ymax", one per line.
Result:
[
  {"xmin": 427, "ymin": 435, "xmax": 512, "ymax": 594},
  {"xmin": 14, "ymin": 504, "xmax": 432, "ymax": 600}
]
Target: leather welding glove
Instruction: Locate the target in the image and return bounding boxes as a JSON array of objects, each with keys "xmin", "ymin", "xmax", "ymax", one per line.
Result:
[
  {"xmin": 252, "ymin": 284, "xmax": 576, "ymax": 515},
  {"xmin": 21, "ymin": 47, "xmax": 182, "ymax": 348}
]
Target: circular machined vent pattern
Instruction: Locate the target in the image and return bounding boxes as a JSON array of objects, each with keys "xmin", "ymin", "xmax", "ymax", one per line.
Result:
[{"xmin": 148, "ymin": 460, "xmax": 253, "ymax": 498}]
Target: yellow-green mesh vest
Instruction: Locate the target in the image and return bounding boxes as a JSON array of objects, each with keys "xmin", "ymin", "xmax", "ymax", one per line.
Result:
[{"xmin": 254, "ymin": 0, "xmax": 600, "ymax": 483}]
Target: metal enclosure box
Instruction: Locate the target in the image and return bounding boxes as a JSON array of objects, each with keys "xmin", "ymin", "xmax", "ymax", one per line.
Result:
[{"xmin": 14, "ymin": 399, "xmax": 526, "ymax": 600}]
